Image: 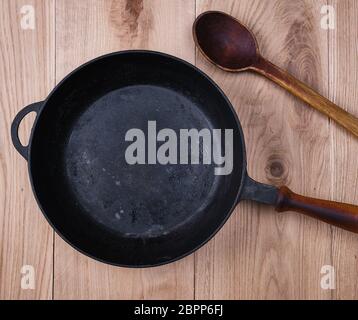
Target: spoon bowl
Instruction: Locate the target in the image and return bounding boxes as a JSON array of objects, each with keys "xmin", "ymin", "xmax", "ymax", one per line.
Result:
[{"xmin": 193, "ymin": 11, "xmax": 259, "ymax": 71}]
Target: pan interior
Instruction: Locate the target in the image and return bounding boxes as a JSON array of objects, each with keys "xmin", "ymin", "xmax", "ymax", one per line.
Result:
[
  {"xmin": 65, "ymin": 85, "xmax": 220, "ymax": 236},
  {"xmin": 30, "ymin": 52, "xmax": 245, "ymax": 266}
]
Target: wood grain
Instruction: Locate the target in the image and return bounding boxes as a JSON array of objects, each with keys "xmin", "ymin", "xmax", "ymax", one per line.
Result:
[
  {"xmin": 54, "ymin": 0, "xmax": 195, "ymax": 300},
  {"xmin": 195, "ymin": 0, "xmax": 332, "ymax": 299},
  {"xmin": 329, "ymin": 0, "xmax": 358, "ymax": 299},
  {"xmin": 0, "ymin": 0, "xmax": 54, "ymax": 299}
]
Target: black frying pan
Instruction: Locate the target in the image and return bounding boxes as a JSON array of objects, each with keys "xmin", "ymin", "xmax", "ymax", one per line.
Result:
[{"xmin": 11, "ymin": 51, "xmax": 358, "ymax": 267}]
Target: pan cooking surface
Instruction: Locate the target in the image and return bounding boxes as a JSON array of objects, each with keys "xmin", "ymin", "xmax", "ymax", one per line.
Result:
[
  {"xmin": 29, "ymin": 51, "xmax": 244, "ymax": 266},
  {"xmin": 65, "ymin": 85, "xmax": 220, "ymax": 237}
]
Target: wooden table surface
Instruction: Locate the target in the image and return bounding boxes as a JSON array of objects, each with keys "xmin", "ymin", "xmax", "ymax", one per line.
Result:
[{"xmin": 1, "ymin": 0, "xmax": 358, "ymax": 300}]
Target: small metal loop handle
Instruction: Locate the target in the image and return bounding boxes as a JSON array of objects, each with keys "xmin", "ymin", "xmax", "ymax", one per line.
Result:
[{"xmin": 11, "ymin": 101, "xmax": 43, "ymax": 161}]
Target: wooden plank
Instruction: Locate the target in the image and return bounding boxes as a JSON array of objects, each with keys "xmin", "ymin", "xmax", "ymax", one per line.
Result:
[
  {"xmin": 2, "ymin": 0, "xmax": 357, "ymax": 300},
  {"xmin": 329, "ymin": 0, "xmax": 358, "ymax": 299},
  {"xmin": 0, "ymin": 0, "xmax": 54, "ymax": 299},
  {"xmin": 195, "ymin": 0, "xmax": 332, "ymax": 299},
  {"xmin": 54, "ymin": 0, "xmax": 195, "ymax": 300}
]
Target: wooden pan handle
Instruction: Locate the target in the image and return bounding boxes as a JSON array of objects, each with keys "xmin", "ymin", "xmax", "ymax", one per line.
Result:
[
  {"xmin": 252, "ymin": 56, "xmax": 358, "ymax": 138},
  {"xmin": 276, "ymin": 186, "xmax": 358, "ymax": 233}
]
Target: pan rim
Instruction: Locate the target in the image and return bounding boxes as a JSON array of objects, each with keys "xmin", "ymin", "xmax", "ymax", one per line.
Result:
[{"xmin": 26, "ymin": 50, "xmax": 248, "ymax": 268}]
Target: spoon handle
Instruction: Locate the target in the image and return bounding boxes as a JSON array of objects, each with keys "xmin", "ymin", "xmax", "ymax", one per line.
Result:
[{"xmin": 252, "ymin": 56, "xmax": 358, "ymax": 138}]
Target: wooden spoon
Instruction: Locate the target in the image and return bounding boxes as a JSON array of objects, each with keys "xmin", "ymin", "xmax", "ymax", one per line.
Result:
[{"xmin": 193, "ymin": 11, "xmax": 358, "ymax": 138}]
